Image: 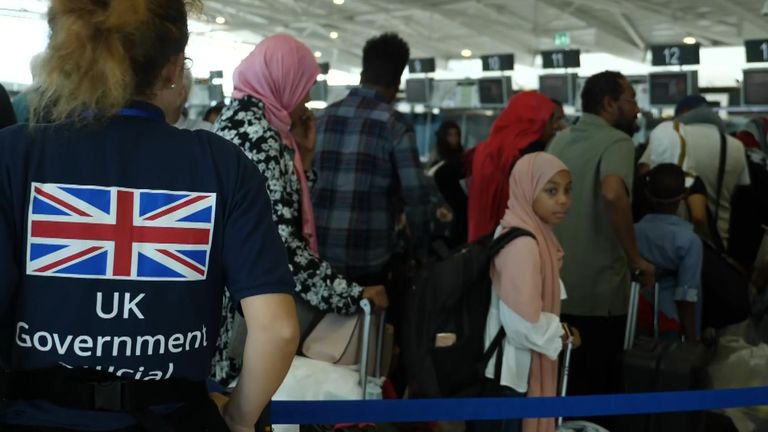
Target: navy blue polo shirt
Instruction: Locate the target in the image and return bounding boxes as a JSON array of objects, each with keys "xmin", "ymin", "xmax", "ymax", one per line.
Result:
[{"xmin": 0, "ymin": 102, "xmax": 294, "ymax": 429}]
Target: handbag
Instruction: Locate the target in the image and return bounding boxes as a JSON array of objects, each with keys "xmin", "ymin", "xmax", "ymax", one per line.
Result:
[
  {"xmin": 302, "ymin": 312, "xmax": 365, "ymax": 365},
  {"xmin": 301, "ymin": 307, "xmax": 391, "ymax": 376}
]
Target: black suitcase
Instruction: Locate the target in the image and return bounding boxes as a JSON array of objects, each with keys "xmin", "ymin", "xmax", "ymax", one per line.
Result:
[{"xmin": 618, "ymin": 282, "xmax": 713, "ymax": 432}]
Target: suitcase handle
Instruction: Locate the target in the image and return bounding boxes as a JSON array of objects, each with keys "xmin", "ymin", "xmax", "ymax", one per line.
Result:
[
  {"xmin": 558, "ymin": 330, "xmax": 574, "ymax": 427},
  {"xmin": 624, "ymin": 281, "xmax": 660, "ymax": 351},
  {"xmin": 358, "ymin": 299, "xmax": 387, "ymax": 399}
]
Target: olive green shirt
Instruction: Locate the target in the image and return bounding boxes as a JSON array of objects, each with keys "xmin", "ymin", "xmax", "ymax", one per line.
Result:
[{"xmin": 548, "ymin": 113, "xmax": 635, "ymax": 317}]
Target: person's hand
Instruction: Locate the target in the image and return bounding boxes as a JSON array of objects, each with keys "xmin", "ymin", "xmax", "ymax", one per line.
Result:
[
  {"xmin": 436, "ymin": 205, "xmax": 453, "ymax": 223},
  {"xmin": 362, "ymin": 285, "xmax": 389, "ymax": 310},
  {"xmin": 210, "ymin": 392, "xmax": 229, "ymax": 416},
  {"xmin": 565, "ymin": 324, "xmax": 582, "ymax": 349},
  {"xmin": 562, "ymin": 323, "xmax": 581, "ymax": 348},
  {"xmin": 291, "ymin": 110, "xmax": 316, "ymax": 171},
  {"xmin": 631, "ymin": 257, "xmax": 656, "ymax": 290}
]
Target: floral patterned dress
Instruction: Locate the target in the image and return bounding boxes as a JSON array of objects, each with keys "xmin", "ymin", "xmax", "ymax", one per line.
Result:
[{"xmin": 211, "ymin": 96, "xmax": 363, "ymax": 386}]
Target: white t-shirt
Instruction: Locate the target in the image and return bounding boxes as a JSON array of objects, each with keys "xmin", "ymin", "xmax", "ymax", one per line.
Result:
[
  {"xmin": 483, "ymin": 279, "xmax": 566, "ymax": 393},
  {"xmin": 641, "ymin": 121, "xmax": 751, "ymax": 245}
]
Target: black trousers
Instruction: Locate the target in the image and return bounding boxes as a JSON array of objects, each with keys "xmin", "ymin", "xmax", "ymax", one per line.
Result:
[
  {"xmin": 350, "ymin": 255, "xmax": 410, "ymax": 396},
  {"xmin": 560, "ymin": 314, "xmax": 627, "ymax": 430}
]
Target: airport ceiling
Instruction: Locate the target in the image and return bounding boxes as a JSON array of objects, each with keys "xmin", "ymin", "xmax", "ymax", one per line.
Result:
[{"xmin": 5, "ymin": 0, "xmax": 768, "ymax": 70}]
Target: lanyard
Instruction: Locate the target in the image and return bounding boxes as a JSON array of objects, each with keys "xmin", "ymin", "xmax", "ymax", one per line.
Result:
[{"xmin": 117, "ymin": 107, "xmax": 165, "ymax": 122}]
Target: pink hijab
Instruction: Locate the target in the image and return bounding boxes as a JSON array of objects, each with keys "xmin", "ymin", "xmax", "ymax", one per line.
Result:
[
  {"xmin": 491, "ymin": 153, "xmax": 568, "ymax": 432},
  {"xmin": 233, "ymin": 34, "xmax": 320, "ymax": 252}
]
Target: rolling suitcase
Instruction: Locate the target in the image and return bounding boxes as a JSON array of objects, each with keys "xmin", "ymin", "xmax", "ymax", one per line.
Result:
[{"xmin": 619, "ymin": 282, "xmax": 713, "ymax": 432}]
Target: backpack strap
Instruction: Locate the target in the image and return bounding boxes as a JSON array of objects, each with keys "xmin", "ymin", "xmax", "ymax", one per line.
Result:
[
  {"xmin": 489, "ymin": 227, "xmax": 535, "ymax": 258},
  {"xmin": 482, "ymin": 227, "xmax": 535, "ymax": 381},
  {"xmin": 673, "ymin": 120, "xmax": 688, "ymax": 167},
  {"xmin": 711, "ymin": 131, "xmax": 728, "ymax": 252}
]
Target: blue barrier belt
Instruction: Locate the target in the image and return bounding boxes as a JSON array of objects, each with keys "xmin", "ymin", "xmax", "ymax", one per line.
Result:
[{"xmin": 270, "ymin": 387, "xmax": 768, "ymax": 424}]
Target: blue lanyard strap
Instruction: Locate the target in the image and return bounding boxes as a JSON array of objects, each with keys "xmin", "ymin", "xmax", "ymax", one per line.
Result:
[{"xmin": 117, "ymin": 107, "xmax": 165, "ymax": 122}]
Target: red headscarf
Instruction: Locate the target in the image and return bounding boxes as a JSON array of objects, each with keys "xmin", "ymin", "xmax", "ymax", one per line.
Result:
[{"xmin": 467, "ymin": 91, "xmax": 555, "ymax": 242}]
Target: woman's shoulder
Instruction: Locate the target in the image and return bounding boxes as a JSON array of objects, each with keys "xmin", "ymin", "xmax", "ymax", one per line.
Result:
[
  {"xmin": 495, "ymin": 229, "xmax": 539, "ymax": 256},
  {"xmin": 215, "ymin": 98, "xmax": 282, "ymax": 148}
]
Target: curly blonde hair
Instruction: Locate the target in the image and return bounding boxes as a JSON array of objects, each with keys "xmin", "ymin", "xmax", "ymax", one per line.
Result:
[{"xmin": 32, "ymin": 0, "xmax": 202, "ymax": 123}]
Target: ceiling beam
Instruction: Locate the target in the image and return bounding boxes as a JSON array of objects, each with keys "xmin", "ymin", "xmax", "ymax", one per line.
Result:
[
  {"xmin": 615, "ymin": 12, "xmax": 646, "ymax": 51},
  {"xmin": 558, "ymin": 0, "xmax": 742, "ymax": 45},
  {"xmin": 537, "ymin": 0, "xmax": 645, "ymax": 60},
  {"xmin": 708, "ymin": 0, "xmax": 767, "ymax": 35}
]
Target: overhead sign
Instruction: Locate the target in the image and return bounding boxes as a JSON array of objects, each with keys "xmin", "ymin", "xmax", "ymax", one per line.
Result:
[
  {"xmin": 650, "ymin": 44, "xmax": 700, "ymax": 66},
  {"xmin": 318, "ymin": 62, "xmax": 331, "ymax": 75},
  {"xmin": 408, "ymin": 58, "xmax": 436, "ymax": 74},
  {"xmin": 745, "ymin": 39, "xmax": 768, "ymax": 63},
  {"xmin": 554, "ymin": 32, "xmax": 570, "ymax": 47},
  {"xmin": 541, "ymin": 50, "xmax": 581, "ymax": 69},
  {"xmin": 481, "ymin": 54, "xmax": 515, "ymax": 72}
]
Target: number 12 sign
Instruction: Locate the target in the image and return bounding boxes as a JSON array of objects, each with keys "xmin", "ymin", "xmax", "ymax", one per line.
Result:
[
  {"xmin": 746, "ymin": 39, "xmax": 768, "ymax": 63},
  {"xmin": 651, "ymin": 44, "xmax": 700, "ymax": 66}
]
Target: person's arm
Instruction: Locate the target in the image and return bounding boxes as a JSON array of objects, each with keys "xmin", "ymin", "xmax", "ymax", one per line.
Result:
[
  {"xmin": 601, "ymin": 140, "xmax": 656, "ymax": 288},
  {"xmin": 220, "ymin": 114, "xmax": 367, "ymax": 315},
  {"xmin": 676, "ymin": 301, "xmax": 697, "ymax": 342},
  {"xmin": 686, "ymin": 178, "xmax": 709, "ymax": 237},
  {"xmin": 219, "ymin": 144, "xmax": 301, "ymax": 430},
  {"xmin": 434, "ymin": 161, "xmax": 468, "ymax": 218},
  {"xmin": 493, "ymin": 238, "xmax": 564, "ymax": 360},
  {"xmin": 737, "ymin": 146, "xmax": 752, "ymax": 187},
  {"xmin": 224, "ymin": 294, "xmax": 298, "ymax": 432},
  {"xmin": 637, "ymin": 141, "xmax": 652, "ymax": 175},
  {"xmin": 675, "ymin": 235, "xmax": 704, "ymax": 341},
  {"xmin": 392, "ymin": 121, "xmax": 433, "ymax": 257},
  {"xmin": 602, "ymin": 176, "xmax": 655, "ymax": 287}
]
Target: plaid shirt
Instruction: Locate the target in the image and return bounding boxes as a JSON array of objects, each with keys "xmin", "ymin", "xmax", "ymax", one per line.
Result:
[{"xmin": 313, "ymin": 87, "xmax": 432, "ymax": 278}]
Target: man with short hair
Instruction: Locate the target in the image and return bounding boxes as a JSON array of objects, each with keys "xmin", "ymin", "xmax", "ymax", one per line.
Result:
[
  {"xmin": 312, "ymin": 33, "xmax": 431, "ymax": 284},
  {"xmin": 548, "ymin": 71, "xmax": 655, "ymax": 426}
]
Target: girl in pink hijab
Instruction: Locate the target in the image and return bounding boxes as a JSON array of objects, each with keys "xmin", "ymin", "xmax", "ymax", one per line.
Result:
[
  {"xmin": 212, "ymin": 34, "xmax": 387, "ymax": 387},
  {"xmin": 473, "ymin": 153, "xmax": 580, "ymax": 432}
]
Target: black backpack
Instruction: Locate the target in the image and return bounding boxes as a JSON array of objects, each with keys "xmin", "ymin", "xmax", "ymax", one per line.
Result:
[{"xmin": 402, "ymin": 227, "xmax": 534, "ymax": 398}]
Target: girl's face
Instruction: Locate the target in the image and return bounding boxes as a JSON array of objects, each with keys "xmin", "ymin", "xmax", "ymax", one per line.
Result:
[{"xmin": 533, "ymin": 170, "xmax": 572, "ymax": 226}]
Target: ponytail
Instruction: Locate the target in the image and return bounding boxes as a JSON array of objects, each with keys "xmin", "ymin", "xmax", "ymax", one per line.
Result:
[{"xmin": 33, "ymin": 0, "xmax": 201, "ymax": 123}]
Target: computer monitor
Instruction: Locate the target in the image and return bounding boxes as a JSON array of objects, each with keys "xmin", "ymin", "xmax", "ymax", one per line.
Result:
[
  {"xmin": 405, "ymin": 78, "xmax": 432, "ymax": 104},
  {"xmin": 539, "ymin": 74, "xmax": 577, "ymax": 105},
  {"xmin": 649, "ymin": 72, "xmax": 698, "ymax": 106},
  {"xmin": 743, "ymin": 69, "xmax": 768, "ymax": 105},
  {"xmin": 478, "ymin": 77, "xmax": 512, "ymax": 106}
]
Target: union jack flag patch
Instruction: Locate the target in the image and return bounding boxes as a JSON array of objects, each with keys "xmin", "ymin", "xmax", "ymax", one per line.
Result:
[{"xmin": 26, "ymin": 182, "xmax": 216, "ymax": 281}]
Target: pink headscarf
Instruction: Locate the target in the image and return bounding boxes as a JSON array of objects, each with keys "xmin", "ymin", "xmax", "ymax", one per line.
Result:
[
  {"xmin": 492, "ymin": 152, "xmax": 568, "ymax": 432},
  {"xmin": 233, "ymin": 34, "xmax": 320, "ymax": 252}
]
